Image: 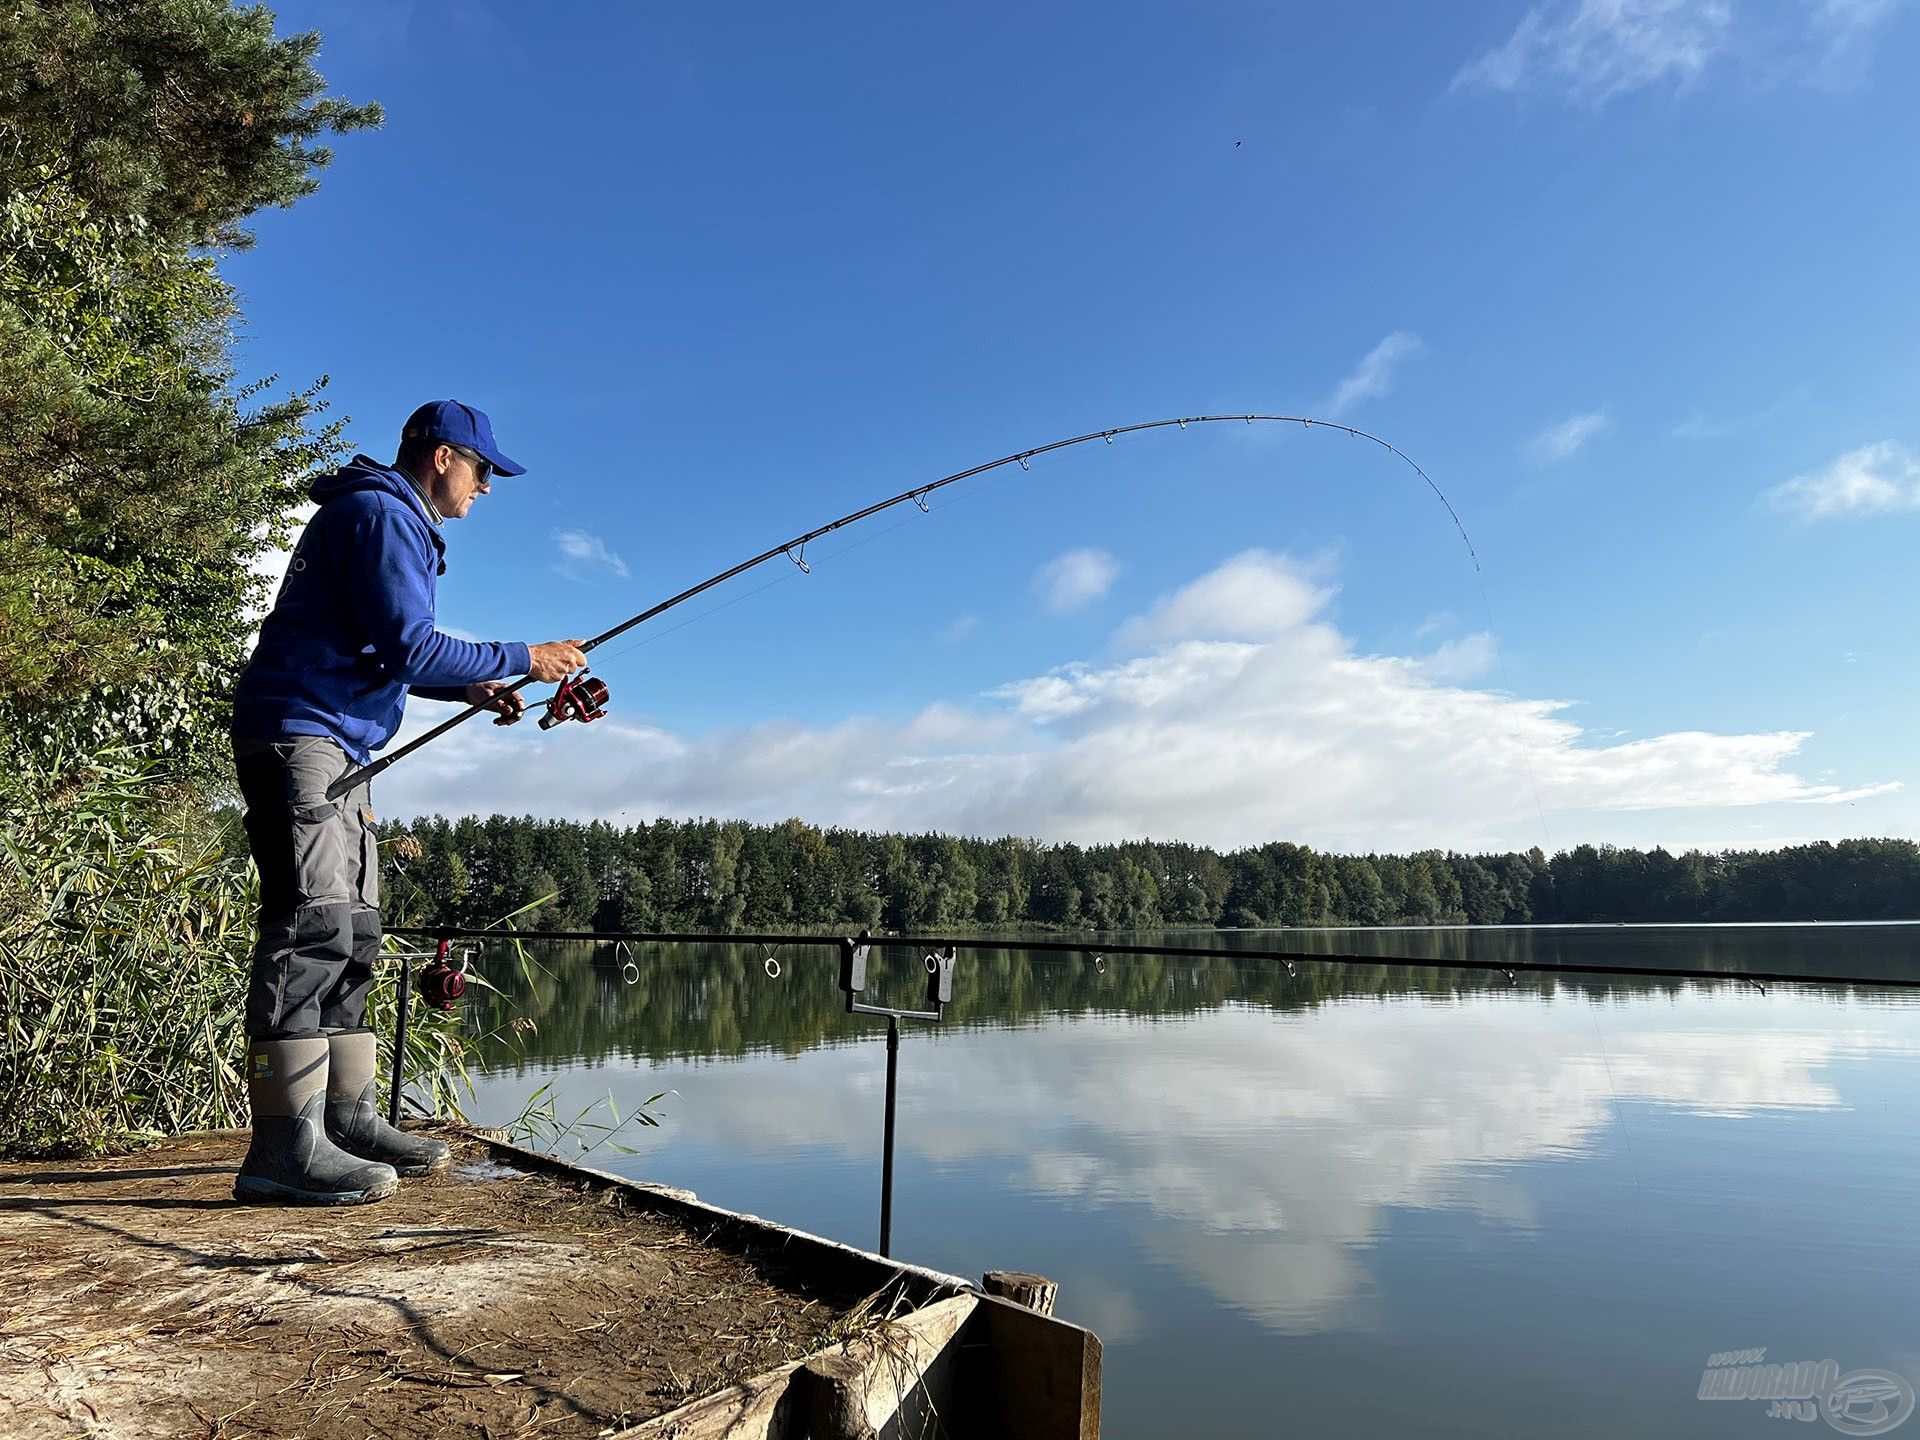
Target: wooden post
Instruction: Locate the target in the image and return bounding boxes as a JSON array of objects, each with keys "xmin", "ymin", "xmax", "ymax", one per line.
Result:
[
  {"xmin": 794, "ymin": 1353, "xmax": 877, "ymax": 1440},
  {"xmin": 982, "ymin": 1270, "xmax": 1059, "ymax": 1316}
]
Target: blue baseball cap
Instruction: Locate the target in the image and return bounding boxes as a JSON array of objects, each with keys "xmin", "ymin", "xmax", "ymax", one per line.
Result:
[{"xmin": 400, "ymin": 399, "xmax": 527, "ymax": 477}]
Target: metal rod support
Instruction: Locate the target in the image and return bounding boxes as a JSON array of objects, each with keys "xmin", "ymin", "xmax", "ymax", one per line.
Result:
[
  {"xmin": 851, "ymin": 998, "xmax": 942, "ymax": 1022},
  {"xmin": 881, "ymin": 1014, "xmax": 900, "ymax": 1258},
  {"xmin": 388, "ymin": 954, "xmax": 415, "ymax": 1127}
]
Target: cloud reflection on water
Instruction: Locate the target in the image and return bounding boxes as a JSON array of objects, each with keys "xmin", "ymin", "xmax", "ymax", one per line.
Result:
[
  {"xmin": 880, "ymin": 998, "xmax": 1873, "ymax": 1330},
  {"xmin": 485, "ymin": 990, "xmax": 1913, "ymax": 1335}
]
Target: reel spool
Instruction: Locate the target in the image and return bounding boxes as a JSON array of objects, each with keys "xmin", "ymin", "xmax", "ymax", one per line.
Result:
[
  {"xmin": 417, "ymin": 939, "xmax": 470, "ymax": 1011},
  {"xmin": 540, "ymin": 669, "xmax": 610, "ymax": 730}
]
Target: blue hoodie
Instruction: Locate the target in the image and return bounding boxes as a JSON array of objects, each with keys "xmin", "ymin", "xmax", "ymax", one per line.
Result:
[{"xmin": 233, "ymin": 456, "xmax": 531, "ymax": 763}]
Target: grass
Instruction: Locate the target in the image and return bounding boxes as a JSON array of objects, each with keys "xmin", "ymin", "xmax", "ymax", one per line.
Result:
[
  {"xmin": 0, "ymin": 740, "xmax": 589, "ymax": 1157},
  {"xmin": 0, "ymin": 743, "xmax": 252, "ymax": 1154}
]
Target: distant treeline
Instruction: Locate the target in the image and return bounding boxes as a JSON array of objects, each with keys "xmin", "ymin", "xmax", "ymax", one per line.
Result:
[{"xmin": 374, "ymin": 815, "xmax": 1920, "ymax": 932}]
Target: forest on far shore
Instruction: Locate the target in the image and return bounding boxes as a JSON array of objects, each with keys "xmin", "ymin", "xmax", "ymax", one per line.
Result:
[{"xmin": 366, "ymin": 813, "xmax": 1920, "ymax": 934}]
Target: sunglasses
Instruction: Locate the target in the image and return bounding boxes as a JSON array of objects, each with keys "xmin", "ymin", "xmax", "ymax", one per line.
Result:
[{"xmin": 447, "ymin": 444, "xmax": 493, "ymax": 483}]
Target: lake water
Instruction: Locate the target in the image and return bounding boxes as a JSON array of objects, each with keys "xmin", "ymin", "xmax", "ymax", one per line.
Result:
[{"xmin": 452, "ymin": 926, "xmax": 1920, "ymax": 1437}]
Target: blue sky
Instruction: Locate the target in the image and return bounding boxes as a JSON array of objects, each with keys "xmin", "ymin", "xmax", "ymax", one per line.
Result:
[{"xmin": 235, "ymin": 0, "xmax": 1920, "ymax": 854}]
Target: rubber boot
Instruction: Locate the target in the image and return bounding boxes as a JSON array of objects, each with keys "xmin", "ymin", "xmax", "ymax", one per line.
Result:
[
  {"xmin": 234, "ymin": 1037, "xmax": 399, "ymax": 1205},
  {"xmin": 324, "ymin": 1029, "xmax": 452, "ymax": 1177}
]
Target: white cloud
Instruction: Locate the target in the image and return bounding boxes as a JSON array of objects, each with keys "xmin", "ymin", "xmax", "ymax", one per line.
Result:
[
  {"xmin": 553, "ymin": 528, "xmax": 630, "ymax": 579},
  {"xmin": 1765, "ymin": 441, "xmax": 1920, "ymax": 519},
  {"xmin": 1673, "ymin": 412, "xmax": 1734, "ymax": 440},
  {"xmin": 375, "ymin": 550, "xmax": 1890, "ymax": 851},
  {"xmin": 1456, "ymin": 0, "xmax": 1732, "ymax": 103},
  {"xmin": 1527, "ymin": 409, "xmax": 1611, "ymax": 462},
  {"xmin": 1455, "ymin": 0, "xmax": 1899, "ymax": 102},
  {"xmin": 1419, "ymin": 631, "xmax": 1500, "ymax": 682},
  {"xmin": 1114, "ymin": 549, "xmax": 1329, "ymax": 648},
  {"xmin": 1671, "ymin": 388, "xmax": 1806, "ymax": 439},
  {"xmin": 1800, "ymin": 781, "xmax": 1902, "ymax": 805},
  {"xmin": 1034, "ymin": 548, "xmax": 1120, "ymax": 613},
  {"xmin": 939, "ymin": 615, "xmax": 980, "ymax": 644},
  {"xmin": 1808, "ymin": 0, "xmax": 1900, "ymax": 81},
  {"xmin": 1325, "ymin": 332, "xmax": 1425, "ymax": 417}
]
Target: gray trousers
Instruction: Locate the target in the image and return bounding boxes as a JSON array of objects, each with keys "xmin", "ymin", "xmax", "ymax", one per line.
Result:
[{"xmin": 234, "ymin": 735, "xmax": 382, "ymax": 1038}]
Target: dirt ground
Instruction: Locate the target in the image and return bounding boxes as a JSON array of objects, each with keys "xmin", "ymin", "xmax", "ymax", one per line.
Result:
[{"xmin": 0, "ymin": 1131, "xmax": 876, "ymax": 1439}]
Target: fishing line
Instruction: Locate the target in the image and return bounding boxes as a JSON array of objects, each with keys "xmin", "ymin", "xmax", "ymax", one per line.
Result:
[
  {"xmin": 593, "ymin": 565, "xmax": 809, "ymax": 665},
  {"xmin": 595, "ymin": 502, "xmax": 927, "ymax": 666},
  {"xmin": 1472, "ymin": 564, "xmax": 1558, "ymax": 862},
  {"xmin": 1585, "ymin": 987, "xmax": 1644, "ymax": 1192},
  {"xmin": 329, "ymin": 415, "xmax": 1479, "ymax": 800},
  {"xmin": 596, "ymin": 454, "xmax": 1038, "ymax": 668}
]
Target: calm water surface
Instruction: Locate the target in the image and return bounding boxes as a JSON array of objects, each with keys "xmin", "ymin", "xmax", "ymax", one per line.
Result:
[{"xmin": 452, "ymin": 926, "xmax": 1920, "ymax": 1438}]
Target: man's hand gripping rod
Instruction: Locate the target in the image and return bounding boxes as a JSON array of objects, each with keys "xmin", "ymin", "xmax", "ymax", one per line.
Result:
[{"xmin": 324, "ymin": 659, "xmax": 602, "ymax": 801}]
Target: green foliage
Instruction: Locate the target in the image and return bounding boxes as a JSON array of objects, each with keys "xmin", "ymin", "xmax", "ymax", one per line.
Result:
[
  {"xmin": 0, "ymin": 741, "xmax": 561, "ymax": 1157},
  {"xmin": 0, "ymin": 1, "xmax": 382, "ymax": 248},
  {"xmin": 0, "ymin": 0, "xmax": 377, "ymax": 785},
  {"xmin": 499, "ymin": 1082, "xmax": 669, "ymax": 1158},
  {"xmin": 0, "ymin": 5, "xmax": 594, "ymax": 1158},
  {"xmin": 0, "ymin": 741, "xmax": 252, "ymax": 1155},
  {"xmin": 383, "ymin": 813, "xmax": 1920, "ymax": 934}
]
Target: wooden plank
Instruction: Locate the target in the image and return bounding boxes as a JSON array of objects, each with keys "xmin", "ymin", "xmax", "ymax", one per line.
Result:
[
  {"xmin": 794, "ymin": 1296, "xmax": 978, "ymax": 1439},
  {"xmin": 623, "ymin": 1296, "xmax": 978, "ymax": 1440},
  {"xmin": 619, "ymin": 1359, "xmax": 803, "ymax": 1439},
  {"xmin": 964, "ymin": 1295, "xmax": 1102, "ymax": 1440}
]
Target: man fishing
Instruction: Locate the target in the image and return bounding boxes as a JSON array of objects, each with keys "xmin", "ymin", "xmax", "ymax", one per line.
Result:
[{"xmin": 229, "ymin": 400, "xmax": 587, "ymax": 1205}]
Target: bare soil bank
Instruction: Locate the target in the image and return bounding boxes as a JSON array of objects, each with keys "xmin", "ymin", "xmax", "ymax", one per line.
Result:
[{"xmin": 0, "ymin": 1130, "xmax": 877, "ymax": 1439}]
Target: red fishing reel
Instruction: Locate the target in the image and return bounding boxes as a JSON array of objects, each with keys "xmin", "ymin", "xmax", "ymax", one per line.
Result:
[
  {"xmin": 417, "ymin": 939, "xmax": 470, "ymax": 1012},
  {"xmin": 540, "ymin": 669, "xmax": 610, "ymax": 730}
]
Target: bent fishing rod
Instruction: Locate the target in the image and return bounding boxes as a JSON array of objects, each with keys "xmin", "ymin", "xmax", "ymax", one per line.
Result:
[
  {"xmin": 328, "ymin": 413, "xmax": 1473, "ymax": 800},
  {"xmin": 387, "ymin": 925, "xmax": 1920, "ymax": 994}
]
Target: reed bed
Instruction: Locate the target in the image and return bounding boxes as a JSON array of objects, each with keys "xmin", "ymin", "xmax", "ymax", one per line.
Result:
[
  {"xmin": 0, "ymin": 743, "xmax": 486, "ymax": 1157},
  {"xmin": 0, "ymin": 744, "xmax": 253, "ymax": 1154}
]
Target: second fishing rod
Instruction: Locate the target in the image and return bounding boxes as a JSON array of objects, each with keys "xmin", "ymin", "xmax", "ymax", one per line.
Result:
[
  {"xmin": 386, "ymin": 925, "xmax": 1920, "ymax": 995},
  {"xmin": 325, "ymin": 412, "xmax": 1473, "ymax": 800}
]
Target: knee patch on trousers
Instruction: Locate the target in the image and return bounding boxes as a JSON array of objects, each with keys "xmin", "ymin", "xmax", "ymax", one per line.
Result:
[
  {"xmin": 246, "ymin": 899, "xmax": 354, "ymax": 1037},
  {"xmin": 318, "ymin": 907, "xmax": 383, "ymax": 1033},
  {"xmin": 350, "ymin": 907, "xmax": 382, "ymax": 954}
]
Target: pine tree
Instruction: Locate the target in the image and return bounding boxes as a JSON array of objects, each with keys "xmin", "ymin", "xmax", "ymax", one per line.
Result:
[{"xmin": 0, "ymin": 0, "xmax": 380, "ymax": 780}]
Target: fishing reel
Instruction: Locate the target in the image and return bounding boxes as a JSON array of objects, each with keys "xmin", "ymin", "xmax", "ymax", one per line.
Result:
[
  {"xmin": 417, "ymin": 939, "xmax": 471, "ymax": 1012},
  {"xmin": 540, "ymin": 669, "xmax": 610, "ymax": 730}
]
